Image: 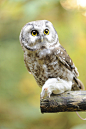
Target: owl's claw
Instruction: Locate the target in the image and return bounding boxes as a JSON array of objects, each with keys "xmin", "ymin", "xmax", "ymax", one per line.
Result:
[{"xmin": 48, "ymin": 93, "xmax": 50, "ymax": 98}]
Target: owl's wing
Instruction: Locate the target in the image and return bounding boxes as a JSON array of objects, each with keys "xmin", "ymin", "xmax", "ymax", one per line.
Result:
[{"xmin": 55, "ymin": 45, "xmax": 78, "ymax": 77}]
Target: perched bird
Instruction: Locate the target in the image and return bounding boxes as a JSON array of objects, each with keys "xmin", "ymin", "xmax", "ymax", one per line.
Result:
[{"xmin": 19, "ymin": 20, "xmax": 84, "ymax": 98}]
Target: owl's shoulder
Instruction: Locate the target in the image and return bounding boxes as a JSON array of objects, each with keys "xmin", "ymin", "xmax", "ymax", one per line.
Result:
[{"xmin": 54, "ymin": 44, "xmax": 79, "ymax": 77}]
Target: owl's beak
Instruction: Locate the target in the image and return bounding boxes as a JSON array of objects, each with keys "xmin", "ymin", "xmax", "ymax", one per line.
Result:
[{"xmin": 40, "ymin": 36, "xmax": 43, "ymax": 42}]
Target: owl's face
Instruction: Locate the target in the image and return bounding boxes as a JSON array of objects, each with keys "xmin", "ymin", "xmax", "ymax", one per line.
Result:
[{"xmin": 20, "ymin": 20, "xmax": 58, "ymax": 51}]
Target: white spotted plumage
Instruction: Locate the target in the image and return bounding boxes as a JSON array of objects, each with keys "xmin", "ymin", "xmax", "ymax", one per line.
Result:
[{"xmin": 19, "ymin": 20, "xmax": 84, "ymax": 98}]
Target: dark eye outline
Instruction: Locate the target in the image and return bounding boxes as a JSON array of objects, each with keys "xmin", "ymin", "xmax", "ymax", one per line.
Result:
[
  {"xmin": 44, "ymin": 29, "xmax": 49, "ymax": 35},
  {"xmin": 31, "ymin": 30, "xmax": 38, "ymax": 36}
]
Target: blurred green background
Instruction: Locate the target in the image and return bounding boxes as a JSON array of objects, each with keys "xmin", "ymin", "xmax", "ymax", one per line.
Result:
[{"xmin": 0, "ymin": 0, "xmax": 86, "ymax": 129}]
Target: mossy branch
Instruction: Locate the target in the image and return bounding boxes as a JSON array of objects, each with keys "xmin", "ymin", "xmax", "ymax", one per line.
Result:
[{"xmin": 40, "ymin": 91, "xmax": 86, "ymax": 113}]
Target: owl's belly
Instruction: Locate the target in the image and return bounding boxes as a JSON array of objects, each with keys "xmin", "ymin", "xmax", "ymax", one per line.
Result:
[{"xmin": 27, "ymin": 53, "xmax": 73, "ymax": 87}]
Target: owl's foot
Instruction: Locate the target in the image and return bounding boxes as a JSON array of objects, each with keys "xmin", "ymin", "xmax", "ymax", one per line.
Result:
[
  {"xmin": 40, "ymin": 78, "xmax": 72, "ymax": 98},
  {"xmin": 40, "ymin": 87, "xmax": 51, "ymax": 99}
]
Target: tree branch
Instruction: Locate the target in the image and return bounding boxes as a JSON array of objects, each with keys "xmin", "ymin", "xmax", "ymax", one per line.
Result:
[{"xmin": 40, "ymin": 91, "xmax": 86, "ymax": 113}]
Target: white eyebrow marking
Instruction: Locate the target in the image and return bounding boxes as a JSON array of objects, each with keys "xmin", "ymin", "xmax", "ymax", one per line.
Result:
[{"xmin": 70, "ymin": 59, "xmax": 71, "ymax": 63}]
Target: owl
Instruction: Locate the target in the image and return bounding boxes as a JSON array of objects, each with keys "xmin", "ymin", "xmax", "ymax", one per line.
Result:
[{"xmin": 19, "ymin": 20, "xmax": 84, "ymax": 98}]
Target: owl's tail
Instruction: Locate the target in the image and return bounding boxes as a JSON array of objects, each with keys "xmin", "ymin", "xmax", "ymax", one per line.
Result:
[{"xmin": 72, "ymin": 77, "xmax": 85, "ymax": 91}]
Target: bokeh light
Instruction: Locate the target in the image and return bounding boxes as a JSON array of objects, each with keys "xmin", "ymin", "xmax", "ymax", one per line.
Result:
[{"xmin": 60, "ymin": 0, "xmax": 86, "ymax": 17}]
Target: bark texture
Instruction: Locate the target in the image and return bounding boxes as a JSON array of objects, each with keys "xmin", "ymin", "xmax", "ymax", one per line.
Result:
[{"xmin": 40, "ymin": 91, "xmax": 86, "ymax": 113}]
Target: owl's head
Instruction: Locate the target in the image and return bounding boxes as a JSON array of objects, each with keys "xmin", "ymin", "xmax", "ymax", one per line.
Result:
[{"xmin": 19, "ymin": 20, "xmax": 59, "ymax": 51}]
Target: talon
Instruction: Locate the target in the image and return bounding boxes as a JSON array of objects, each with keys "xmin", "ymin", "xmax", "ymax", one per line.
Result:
[
  {"xmin": 41, "ymin": 96, "xmax": 44, "ymax": 99},
  {"xmin": 48, "ymin": 93, "xmax": 50, "ymax": 98}
]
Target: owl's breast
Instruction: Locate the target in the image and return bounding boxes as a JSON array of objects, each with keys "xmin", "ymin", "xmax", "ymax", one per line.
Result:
[{"xmin": 25, "ymin": 50, "xmax": 73, "ymax": 87}]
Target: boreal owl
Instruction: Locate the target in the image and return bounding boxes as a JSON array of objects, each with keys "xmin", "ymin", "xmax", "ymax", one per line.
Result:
[{"xmin": 19, "ymin": 20, "xmax": 84, "ymax": 98}]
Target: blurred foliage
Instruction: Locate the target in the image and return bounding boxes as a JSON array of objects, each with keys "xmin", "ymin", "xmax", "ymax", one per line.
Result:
[
  {"xmin": 71, "ymin": 124, "xmax": 86, "ymax": 129},
  {"xmin": 0, "ymin": 0, "xmax": 86, "ymax": 129}
]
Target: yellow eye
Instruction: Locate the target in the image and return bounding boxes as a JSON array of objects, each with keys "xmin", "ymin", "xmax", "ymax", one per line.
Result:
[
  {"xmin": 31, "ymin": 30, "xmax": 38, "ymax": 36},
  {"xmin": 44, "ymin": 29, "xmax": 49, "ymax": 35}
]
